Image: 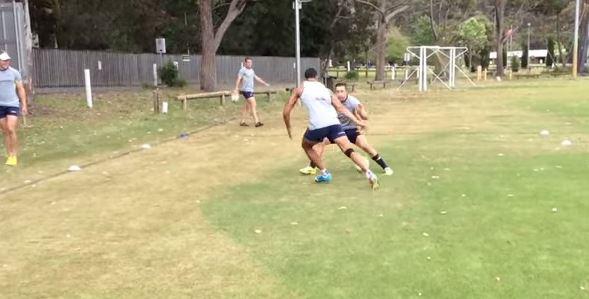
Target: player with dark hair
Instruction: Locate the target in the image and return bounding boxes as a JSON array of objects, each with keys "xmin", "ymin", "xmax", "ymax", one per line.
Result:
[{"xmin": 283, "ymin": 68, "xmax": 379, "ymax": 189}]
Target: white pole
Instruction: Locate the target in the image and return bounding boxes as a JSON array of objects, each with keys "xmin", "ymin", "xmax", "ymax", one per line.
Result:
[
  {"xmin": 347, "ymin": 61, "xmax": 351, "ymax": 72},
  {"xmin": 449, "ymin": 48, "xmax": 456, "ymax": 88},
  {"xmin": 294, "ymin": 0, "xmax": 302, "ymax": 87},
  {"xmin": 162, "ymin": 101, "xmax": 168, "ymax": 114},
  {"xmin": 573, "ymin": 0, "xmax": 581, "ymax": 78},
  {"xmin": 419, "ymin": 47, "xmax": 427, "ymax": 92},
  {"xmin": 391, "ymin": 65, "xmax": 396, "ymax": 80},
  {"xmin": 153, "ymin": 63, "xmax": 158, "ymax": 87},
  {"xmin": 84, "ymin": 69, "xmax": 93, "ymax": 108}
]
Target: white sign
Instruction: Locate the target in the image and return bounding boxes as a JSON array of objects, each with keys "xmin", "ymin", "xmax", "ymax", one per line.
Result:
[
  {"xmin": 156, "ymin": 38, "xmax": 166, "ymax": 54},
  {"xmin": 404, "ymin": 53, "xmax": 411, "ymax": 63}
]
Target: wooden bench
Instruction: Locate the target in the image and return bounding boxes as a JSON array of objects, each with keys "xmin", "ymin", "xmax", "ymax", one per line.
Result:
[
  {"xmin": 176, "ymin": 91, "xmax": 230, "ymax": 111},
  {"xmin": 513, "ymin": 73, "xmax": 541, "ymax": 80},
  {"xmin": 367, "ymin": 80, "xmax": 393, "ymax": 90},
  {"xmin": 176, "ymin": 90, "xmax": 282, "ymax": 111}
]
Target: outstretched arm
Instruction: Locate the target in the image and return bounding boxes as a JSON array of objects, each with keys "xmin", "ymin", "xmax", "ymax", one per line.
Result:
[
  {"xmin": 283, "ymin": 88, "xmax": 302, "ymax": 139},
  {"xmin": 255, "ymin": 75, "xmax": 270, "ymax": 87},
  {"xmin": 332, "ymin": 95, "xmax": 366, "ymax": 128},
  {"xmin": 354, "ymin": 103, "xmax": 368, "ymax": 120}
]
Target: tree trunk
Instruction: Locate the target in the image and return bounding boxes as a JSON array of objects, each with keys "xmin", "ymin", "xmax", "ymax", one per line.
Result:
[
  {"xmin": 23, "ymin": 0, "xmax": 34, "ymax": 102},
  {"xmin": 578, "ymin": 4, "xmax": 589, "ymax": 73},
  {"xmin": 199, "ymin": 0, "xmax": 217, "ymax": 91},
  {"xmin": 556, "ymin": 14, "xmax": 566, "ymax": 68},
  {"xmin": 429, "ymin": 0, "xmax": 438, "ymax": 41},
  {"xmin": 494, "ymin": 0, "xmax": 505, "ymax": 77},
  {"xmin": 199, "ymin": 0, "xmax": 247, "ymax": 91},
  {"xmin": 356, "ymin": 0, "xmax": 408, "ymax": 81},
  {"xmin": 375, "ymin": 16, "xmax": 387, "ymax": 81}
]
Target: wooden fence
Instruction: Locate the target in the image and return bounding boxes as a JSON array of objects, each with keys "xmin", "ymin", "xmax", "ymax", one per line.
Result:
[{"xmin": 32, "ymin": 48, "xmax": 320, "ymax": 88}]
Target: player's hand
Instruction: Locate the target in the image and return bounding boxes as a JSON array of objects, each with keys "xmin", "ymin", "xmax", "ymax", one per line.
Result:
[
  {"xmin": 21, "ymin": 106, "xmax": 28, "ymax": 116},
  {"xmin": 356, "ymin": 119, "xmax": 367, "ymax": 129},
  {"xmin": 265, "ymin": 82, "xmax": 271, "ymax": 87},
  {"xmin": 286, "ymin": 127, "xmax": 293, "ymax": 140}
]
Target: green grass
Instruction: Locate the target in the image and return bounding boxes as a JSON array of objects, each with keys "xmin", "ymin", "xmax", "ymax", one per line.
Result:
[
  {"xmin": 202, "ymin": 79, "xmax": 589, "ymax": 298},
  {"xmin": 2, "ymin": 78, "xmax": 588, "ymax": 298}
]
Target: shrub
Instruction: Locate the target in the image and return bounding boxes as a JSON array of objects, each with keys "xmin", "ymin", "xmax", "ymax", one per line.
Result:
[
  {"xmin": 511, "ymin": 56, "xmax": 520, "ymax": 72},
  {"xmin": 159, "ymin": 61, "xmax": 186, "ymax": 87},
  {"xmin": 521, "ymin": 44, "xmax": 529, "ymax": 69},
  {"xmin": 345, "ymin": 70, "xmax": 359, "ymax": 81}
]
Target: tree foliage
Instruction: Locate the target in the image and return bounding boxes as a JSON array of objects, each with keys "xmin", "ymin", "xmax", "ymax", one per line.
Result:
[{"xmin": 27, "ymin": 0, "xmax": 585, "ymax": 75}]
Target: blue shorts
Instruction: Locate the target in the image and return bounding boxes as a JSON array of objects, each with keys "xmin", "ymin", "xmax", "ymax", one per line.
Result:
[
  {"xmin": 343, "ymin": 128, "xmax": 361, "ymax": 144},
  {"xmin": 241, "ymin": 91, "xmax": 255, "ymax": 100},
  {"xmin": 0, "ymin": 106, "xmax": 19, "ymax": 118},
  {"xmin": 304, "ymin": 124, "xmax": 346, "ymax": 143}
]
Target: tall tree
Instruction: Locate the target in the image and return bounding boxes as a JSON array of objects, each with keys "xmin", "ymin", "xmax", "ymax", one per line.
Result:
[
  {"xmin": 579, "ymin": 0, "xmax": 589, "ymax": 73},
  {"xmin": 532, "ymin": 0, "xmax": 569, "ymax": 67},
  {"xmin": 356, "ymin": 0, "xmax": 410, "ymax": 81},
  {"xmin": 494, "ymin": 0, "xmax": 506, "ymax": 77},
  {"xmin": 199, "ymin": 0, "xmax": 250, "ymax": 91},
  {"xmin": 458, "ymin": 16, "xmax": 490, "ymax": 69}
]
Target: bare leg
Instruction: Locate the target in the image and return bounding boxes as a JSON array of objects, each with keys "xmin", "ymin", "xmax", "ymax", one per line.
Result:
[
  {"xmin": 355, "ymin": 135, "xmax": 391, "ymax": 172},
  {"xmin": 310, "ymin": 139, "xmax": 327, "ymax": 166},
  {"xmin": 302, "ymin": 139, "xmax": 325, "ymax": 170},
  {"xmin": 240, "ymin": 100, "xmax": 251, "ymax": 124},
  {"xmin": 354, "ymin": 135, "xmax": 378, "ymax": 156},
  {"xmin": 0, "ymin": 118, "xmax": 8, "ymax": 155},
  {"xmin": 1, "ymin": 116, "xmax": 19, "ymax": 156},
  {"xmin": 248, "ymin": 97, "xmax": 260, "ymax": 123},
  {"xmin": 333, "ymin": 136, "xmax": 369, "ymax": 172}
]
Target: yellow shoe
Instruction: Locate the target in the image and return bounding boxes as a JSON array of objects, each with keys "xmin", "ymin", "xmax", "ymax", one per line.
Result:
[
  {"xmin": 5, "ymin": 155, "xmax": 17, "ymax": 166},
  {"xmin": 299, "ymin": 165, "xmax": 317, "ymax": 175}
]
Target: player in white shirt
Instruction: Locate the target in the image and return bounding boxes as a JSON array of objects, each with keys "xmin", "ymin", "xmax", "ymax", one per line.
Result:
[
  {"xmin": 282, "ymin": 68, "xmax": 379, "ymax": 189},
  {"xmin": 299, "ymin": 82, "xmax": 393, "ymax": 176}
]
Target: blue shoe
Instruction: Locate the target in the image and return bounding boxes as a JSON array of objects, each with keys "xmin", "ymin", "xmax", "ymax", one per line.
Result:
[{"xmin": 314, "ymin": 172, "xmax": 332, "ymax": 183}]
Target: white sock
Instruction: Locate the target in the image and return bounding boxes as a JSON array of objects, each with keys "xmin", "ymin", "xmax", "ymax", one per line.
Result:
[
  {"xmin": 321, "ymin": 169, "xmax": 328, "ymax": 175},
  {"xmin": 365, "ymin": 169, "xmax": 374, "ymax": 179}
]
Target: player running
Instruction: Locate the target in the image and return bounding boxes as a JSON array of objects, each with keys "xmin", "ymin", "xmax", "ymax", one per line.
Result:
[
  {"xmin": 299, "ymin": 82, "xmax": 393, "ymax": 176},
  {"xmin": 283, "ymin": 68, "xmax": 379, "ymax": 189}
]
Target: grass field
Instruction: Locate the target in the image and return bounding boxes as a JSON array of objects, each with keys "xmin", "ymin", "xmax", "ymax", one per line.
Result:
[{"xmin": 1, "ymin": 79, "xmax": 588, "ymax": 298}]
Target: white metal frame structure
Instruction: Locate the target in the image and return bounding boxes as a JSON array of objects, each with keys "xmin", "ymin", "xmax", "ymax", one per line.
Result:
[{"xmin": 400, "ymin": 46, "xmax": 476, "ymax": 92}]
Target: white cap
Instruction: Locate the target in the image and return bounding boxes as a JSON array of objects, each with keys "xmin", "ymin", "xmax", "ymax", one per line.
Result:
[{"xmin": 0, "ymin": 52, "xmax": 11, "ymax": 61}]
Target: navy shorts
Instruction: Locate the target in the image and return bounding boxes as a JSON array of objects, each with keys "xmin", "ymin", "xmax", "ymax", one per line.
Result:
[
  {"xmin": 304, "ymin": 124, "xmax": 346, "ymax": 143},
  {"xmin": 344, "ymin": 128, "xmax": 361, "ymax": 144},
  {"xmin": 241, "ymin": 91, "xmax": 255, "ymax": 100},
  {"xmin": 0, "ymin": 106, "xmax": 19, "ymax": 118}
]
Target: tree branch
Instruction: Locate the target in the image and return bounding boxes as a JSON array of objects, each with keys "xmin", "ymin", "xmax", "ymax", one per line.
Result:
[
  {"xmin": 384, "ymin": 0, "xmax": 409, "ymax": 16},
  {"xmin": 213, "ymin": 0, "xmax": 248, "ymax": 51},
  {"xmin": 385, "ymin": 5, "xmax": 409, "ymax": 23},
  {"xmin": 329, "ymin": 5, "xmax": 346, "ymax": 29},
  {"xmin": 356, "ymin": 0, "xmax": 384, "ymax": 17}
]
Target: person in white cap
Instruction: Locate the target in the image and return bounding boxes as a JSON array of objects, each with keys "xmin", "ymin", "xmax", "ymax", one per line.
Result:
[{"xmin": 0, "ymin": 51, "xmax": 28, "ymax": 166}]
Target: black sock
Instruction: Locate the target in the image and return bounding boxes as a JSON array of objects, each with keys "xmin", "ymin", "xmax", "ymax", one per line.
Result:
[{"xmin": 371, "ymin": 154, "xmax": 389, "ymax": 170}]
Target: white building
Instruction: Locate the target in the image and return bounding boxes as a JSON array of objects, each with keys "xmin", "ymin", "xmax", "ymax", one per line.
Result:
[{"xmin": 490, "ymin": 49, "xmax": 549, "ymax": 60}]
